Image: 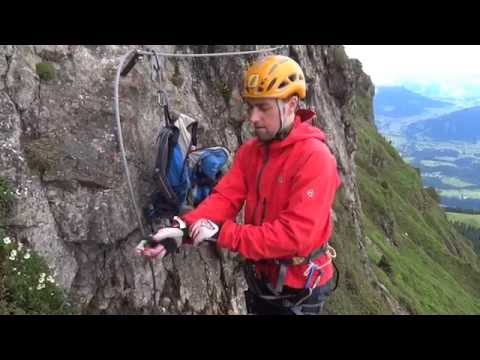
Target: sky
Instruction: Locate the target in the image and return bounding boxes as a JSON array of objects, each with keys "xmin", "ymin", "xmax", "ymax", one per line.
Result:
[{"xmin": 343, "ymin": 45, "xmax": 480, "ymax": 88}]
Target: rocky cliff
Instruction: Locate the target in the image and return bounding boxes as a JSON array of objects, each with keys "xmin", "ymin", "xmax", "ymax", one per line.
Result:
[{"xmin": 1, "ymin": 45, "xmax": 478, "ymax": 314}]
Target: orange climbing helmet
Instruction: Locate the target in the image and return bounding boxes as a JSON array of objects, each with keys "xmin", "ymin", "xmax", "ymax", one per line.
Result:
[{"xmin": 242, "ymin": 55, "xmax": 306, "ymax": 100}]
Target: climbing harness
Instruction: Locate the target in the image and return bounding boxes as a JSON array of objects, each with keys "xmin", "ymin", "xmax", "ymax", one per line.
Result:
[
  {"xmin": 113, "ymin": 45, "xmax": 287, "ymax": 310},
  {"xmin": 243, "ymin": 243, "xmax": 339, "ymax": 314}
]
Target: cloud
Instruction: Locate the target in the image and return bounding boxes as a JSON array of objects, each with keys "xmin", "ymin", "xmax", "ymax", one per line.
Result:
[{"xmin": 344, "ymin": 45, "xmax": 480, "ymax": 86}]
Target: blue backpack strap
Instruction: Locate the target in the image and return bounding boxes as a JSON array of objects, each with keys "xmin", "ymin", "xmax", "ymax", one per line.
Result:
[{"xmin": 167, "ymin": 143, "xmax": 191, "ymax": 206}]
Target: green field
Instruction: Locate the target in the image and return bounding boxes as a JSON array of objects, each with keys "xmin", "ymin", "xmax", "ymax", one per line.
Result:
[
  {"xmin": 413, "ymin": 140, "xmax": 480, "ymax": 156},
  {"xmin": 390, "ymin": 138, "xmax": 480, "ymax": 206},
  {"xmin": 440, "ymin": 177, "xmax": 475, "ymax": 188},
  {"xmin": 421, "ymin": 160, "xmax": 457, "ymax": 168},
  {"xmin": 439, "ymin": 189, "xmax": 480, "ymax": 200},
  {"xmin": 435, "ymin": 156, "xmax": 457, "ymax": 162},
  {"xmin": 446, "ymin": 212, "xmax": 480, "ymax": 229}
]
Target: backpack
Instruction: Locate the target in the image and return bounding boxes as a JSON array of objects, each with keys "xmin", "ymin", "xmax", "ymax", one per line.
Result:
[{"xmin": 143, "ymin": 108, "xmax": 230, "ymax": 225}]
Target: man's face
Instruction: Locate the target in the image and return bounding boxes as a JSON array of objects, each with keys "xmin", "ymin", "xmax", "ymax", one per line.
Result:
[
  {"xmin": 245, "ymin": 97, "xmax": 297, "ymax": 141},
  {"xmin": 245, "ymin": 98, "xmax": 280, "ymax": 142}
]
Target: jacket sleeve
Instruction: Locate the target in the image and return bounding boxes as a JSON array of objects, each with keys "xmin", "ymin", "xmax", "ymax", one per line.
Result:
[
  {"xmin": 181, "ymin": 144, "xmax": 248, "ymax": 227},
  {"xmin": 217, "ymin": 144, "xmax": 341, "ymax": 261}
]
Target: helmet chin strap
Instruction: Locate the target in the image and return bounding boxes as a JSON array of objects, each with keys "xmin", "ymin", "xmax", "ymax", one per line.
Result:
[
  {"xmin": 273, "ymin": 98, "xmax": 294, "ymax": 141},
  {"xmin": 273, "ymin": 99, "xmax": 284, "ymax": 140}
]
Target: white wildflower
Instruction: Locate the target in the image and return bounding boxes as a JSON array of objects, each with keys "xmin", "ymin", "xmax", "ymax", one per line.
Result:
[
  {"xmin": 29, "ymin": 287, "xmax": 33, "ymax": 291},
  {"xmin": 9, "ymin": 249, "xmax": 17, "ymax": 261},
  {"xmin": 3, "ymin": 236, "xmax": 11, "ymax": 245},
  {"xmin": 12, "ymin": 267, "xmax": 16, "ymax": 271},
  {"xmin": 17, "ymin": 272, "xmax": 21, "ymax": 276},
  {"xmin": 17, "ymin": 242, "xmax": 23, "ymax": 251},
  {"xmin": 23, "ymin": 252, "xmax": 31, "ymax": 260},
  {"xmin": 36, "ymin": 283, "xmax": 46, "ymax": 290},
  {"xmin": 46, "ymin": 275, "xmax": 55, "ymax": 284}
]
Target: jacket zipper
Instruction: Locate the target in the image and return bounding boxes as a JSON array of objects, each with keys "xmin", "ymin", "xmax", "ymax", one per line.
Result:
[
  {"xmin": 260, "ymin": 198, "xmax": 267, "ymax": 224},
  {"xmin": 253, "ymin": 145, "xmax": 269, "ymax": 225}
]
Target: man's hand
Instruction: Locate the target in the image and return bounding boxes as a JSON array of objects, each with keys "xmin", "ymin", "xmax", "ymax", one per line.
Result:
[
  {"xmin": 136, "ymin": 216, "xmax": 187, "ymax": 260},
  {"xmin": 189, "ymin": 219, "xmax": 219, "ymax": 247}
]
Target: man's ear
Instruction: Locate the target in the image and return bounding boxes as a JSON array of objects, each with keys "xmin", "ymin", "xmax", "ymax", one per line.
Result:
[{"xmin": 288, "ymin": 96, "xmax": 299, "ymax": 115}]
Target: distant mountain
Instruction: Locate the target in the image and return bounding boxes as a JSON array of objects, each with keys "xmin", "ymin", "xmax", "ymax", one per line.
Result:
[
  {"xmin": 374, "ymin": 86, "xmax": 452, "ymax": 118},
  {"xmin": 406, "ymin": 106, "xmax": 480, "ymax": 143}
]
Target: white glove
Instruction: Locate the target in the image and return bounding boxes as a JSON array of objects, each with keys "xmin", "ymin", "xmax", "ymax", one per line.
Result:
[
  {"xmin": 189, "ymin": 219, "xmax": 219, "ymax": 247},
  {"xmin": 135, "ymin": 216, "xmax": 187, "ymax": 260}
]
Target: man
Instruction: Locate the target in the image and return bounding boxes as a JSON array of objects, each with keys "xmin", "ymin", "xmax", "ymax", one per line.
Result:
[{"xmin": 138, "ymin": 55, "xmax": 342, "ymax": 315}]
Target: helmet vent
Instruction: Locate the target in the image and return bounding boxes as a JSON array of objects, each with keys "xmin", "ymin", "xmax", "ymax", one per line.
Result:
[
  {"xmin": 278, "ymin": 81, "xmax": 288, "ymax": 89},
  {"xmin": 266, "ymin": 79, "xmax": 277, "ymax": 91},
  {"xmin": 288, "ymin": 74, "xmax": 297, "ymax": 82},
  {"xmin": 248, "ymin": 74, "xmax": 259, "ymax": 87}
]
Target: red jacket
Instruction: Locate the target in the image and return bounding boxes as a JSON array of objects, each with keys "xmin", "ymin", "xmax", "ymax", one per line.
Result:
[{"xmin": 182, "ymin": 109, "xmax": 341, "ymax": 289}]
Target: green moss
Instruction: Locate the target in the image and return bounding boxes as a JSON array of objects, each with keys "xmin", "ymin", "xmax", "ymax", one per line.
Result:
[
  {"xmin": 333, "ymin": 46, "xmax": 348, "ymax": 69},
  {"xmin": 0, "ymin": 178, "xmax": 14, "ymax": 222},
  {"xmin": 218, "ymin": 81, "xmax": 232, "ymax": 104},
  {"xmin": 170, "ymin": 62, "xmax": 184, "ymax": 87},
  {"xmin": 378, "ymin": 255, "xmax": 393, "ymax": 275},
  {"xmin": 366, "ymin": 240, "xmax": 383, "ymax": 264},
  {"xmin": 24, "ymin": 139, "xmax": 63, "ymax": 175},
  {"xmin": 35, "ymin": 62, "xmax": 56, "ymax": 81},
  {"xmin": 354, "ymin": 93, "xmax": 372, "ymax": 120},
  {"xmin": 425, "ymin": 187, "xmax": 440, "ymax": 203}
]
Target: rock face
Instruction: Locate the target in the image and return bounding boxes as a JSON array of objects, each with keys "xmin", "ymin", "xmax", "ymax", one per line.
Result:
[{"xmin": 0, "ymin": 45, "xmax": 399, "ymax": 314}]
